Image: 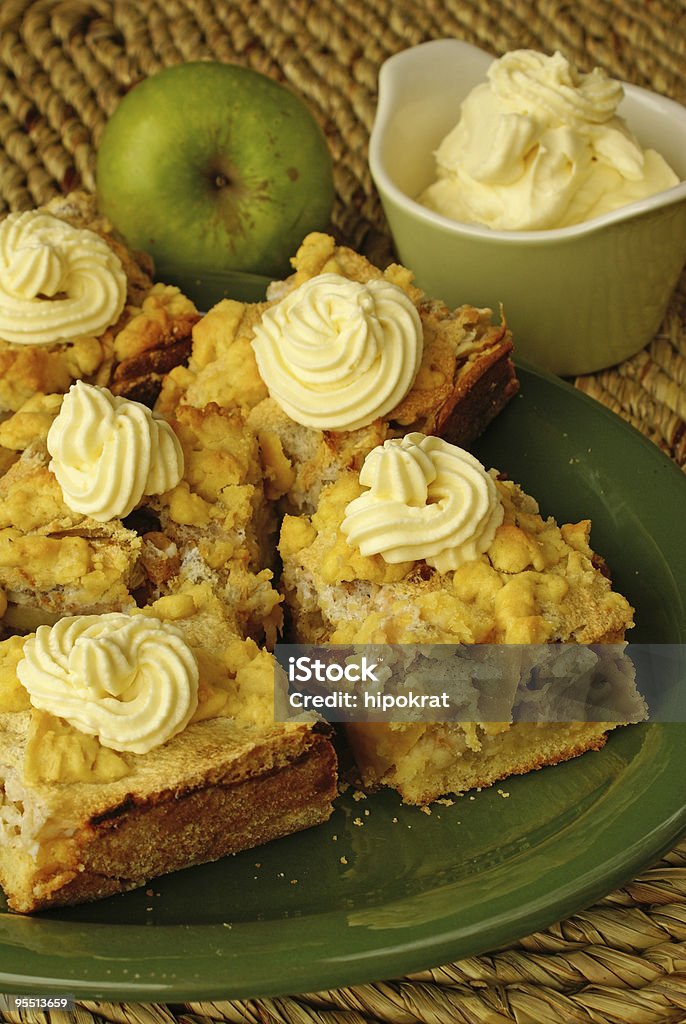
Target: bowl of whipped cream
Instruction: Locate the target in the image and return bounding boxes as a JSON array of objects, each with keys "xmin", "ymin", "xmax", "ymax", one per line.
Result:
[{"xmin": 369, "ymin": 39, "xmax": 686, "ymax": 375}]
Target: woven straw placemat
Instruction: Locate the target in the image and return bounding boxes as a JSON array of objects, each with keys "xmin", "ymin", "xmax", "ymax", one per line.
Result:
[{"xmin": 1, "ymin": 2, "xmax": 685, "ymax": 1021}]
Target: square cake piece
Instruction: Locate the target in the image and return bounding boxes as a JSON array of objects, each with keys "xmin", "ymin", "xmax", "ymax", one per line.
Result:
[
  {"xmin": 0, "ymin": 385, "xmax": 281, "ymax": 645},
  {"xmin": 0, "ymin": 192, "xmax": 199, "ymax": 414},
  {"xmin": 0, "ymin": 591, "xmax": 336, "ymax": 914},
  {"xmin": 157, "ymin": 232, "xmax": 518, "ymax": 513},
  {"xmin": 279, "ymin": 431, "xmax": 641, "ymax": 803}
]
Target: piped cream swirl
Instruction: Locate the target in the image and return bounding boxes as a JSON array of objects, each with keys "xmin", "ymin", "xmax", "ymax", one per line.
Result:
[
  {"xmin": 341, "ymin": 432, "xmax": 504, "ymax": 571},
  {"xmin": 251, "ymin": 272, "xmax": 423, "ymax": 431},
  {"xmin": 47, "ymin": 382, "xmax": 184, "ymax": 522},
  {"xmin": 16, "ymin": 613, "xmax": 199, "ymax": 755},
  {"xmin": 0, "ymin": 210, "xmax": 127, "ymax": 345}
]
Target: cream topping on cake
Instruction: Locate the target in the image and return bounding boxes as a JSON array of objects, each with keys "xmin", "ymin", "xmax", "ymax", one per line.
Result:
[
  {"xmin": 419, "ymin": 49, "xmax": 679, "ymax": 230},
  {"xmin": 251, "ymin": 272, "xmax": 423, "ymax": 430},
  {"xmin": 47, "ymin": 381, "xmax": 184, "ymax": 522},
  {"xmin": 341, "ymin": 432, "xmax": 504, "ymax": 571},
  {"xmin": 16, "ymin": 613, "xmax": 199, "ymax": 754},
  {"xmin": 0, "ymin": 210, "xmax": 127, "ymax": 344}
]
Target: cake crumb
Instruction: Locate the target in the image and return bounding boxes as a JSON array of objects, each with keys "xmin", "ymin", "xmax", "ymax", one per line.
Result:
[
  {"xmin": 353, "ymin": 816, "xmax": 364, "ymax": 827},
  {"xmin": 436, "ymin": 798, "xmax": 455, "ymax": 807},
  {"xmin": 331, "ymin": 834, "xmax": 338, "ymax": 841},
  {"xmin": 352, "ymin": 790, "xmax": 367, "ymax": 801},
  {"xmin": 340, "ymin": 856, "xmax": 348, "ymax": 865},
  {"xmin": 420, "ymin": 805, "xmax": 432, "ymax": 816},
  {"xmin": 364, "ymin": 808, "xmax": 370, "ymax": 816},
  {"xmin": 290, "ymin": 879, "xmax": 298, "ymax": 885},
  {"xmin": 497, "ymin": 789, "xmax": 510, "ymax": 798},
  {"xmin": 392, "ymin": 817, "xmax": 398, "ymax": 824}
]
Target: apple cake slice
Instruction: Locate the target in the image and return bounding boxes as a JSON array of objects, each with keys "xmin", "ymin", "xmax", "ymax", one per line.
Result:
[
  {"xmin": 0, "ymin": 589, "xmax": 336, "ymax": 914},
  {"xmin": 0, "ymin": 383, "xmax": 281, "ymax": 645},
  {"xmin": 0, "ymin": 191, "xmax": 199, "ymax": 414},
  {"xmin": 279, "ymin": 432, "xmax": 642, "ymax": 804},
  {"xmin": 157, "ymin": 232, "xmax": 518, "ymax": 513}
]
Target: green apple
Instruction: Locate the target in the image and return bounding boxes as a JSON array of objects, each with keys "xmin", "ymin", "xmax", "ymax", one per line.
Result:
[{"xmin": 95, "ymin": 61, "xmax": 335, "ymax": 290}]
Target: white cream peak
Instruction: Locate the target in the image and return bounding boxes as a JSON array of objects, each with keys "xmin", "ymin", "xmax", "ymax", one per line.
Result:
[
  {"xmin": 251, "ymin": 272, "xmax": 423, "ymax": 430},
  {"xmin": 341, "ymin": 432, "xmax": 504, "ymax": 571},
  {"xmin": 0, "ymin": 210, "xmax": 127, "ymax": 344},
  {"xmin": 17, "ymin": 613, "xmax": 199, "ymax": 755},
  {"xmin": 47, "ymin": 381, "xmax": 184, "ymax": 522}
]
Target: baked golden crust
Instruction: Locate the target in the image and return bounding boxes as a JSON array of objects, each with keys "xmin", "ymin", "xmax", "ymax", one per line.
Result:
[
  {"xmin": 107, "ymin": 285, "xmax": 199, "ymax": 407},
  {"xmin": 157, "ymin": 232, "xmax": 518, "ymax": 513},
  {"xmin": 0, "ymin": 192, "xmax": 199, "ymax": 413},
  {"xmin": 19, "ymin": 734, "xmax": 336, "ymax": 913},
  {"xmin": 156, "ymin": 298, "xmax": 271, "ymax": 419},
  {"xmin": 0, "ymin": 611, "xmax": 337, "ymax": 913},
  {"xmin": 0, "ymin": 592, "xmax": 328, "ymax": 913},
  {"xmin": 0, "ymin": 712, "xmax": 336, "ymax": 914}
]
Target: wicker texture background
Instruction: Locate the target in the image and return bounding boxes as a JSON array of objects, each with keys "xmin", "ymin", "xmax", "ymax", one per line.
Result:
[{"xmin": 1, "ymin": 1, "xmax": 686, "ymax": 1021}]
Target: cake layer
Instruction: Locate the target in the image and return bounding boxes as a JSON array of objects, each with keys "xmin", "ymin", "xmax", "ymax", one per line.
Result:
[
  {"xmin": 0, "ymin": 715, "xmax": 336, "ymax": 914},
  {"xmin": 345, "ymin": 720, "xmax": 613, "ymax": 805}
]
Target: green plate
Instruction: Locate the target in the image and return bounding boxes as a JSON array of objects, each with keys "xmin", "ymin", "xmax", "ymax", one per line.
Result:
[
  {"xmin": 154, "ymin": 264, "xmax": 274, "ymax": 307},
  {"xmin": 1, "ymin": 365, "xmax": 685, "ymax": 1001}
]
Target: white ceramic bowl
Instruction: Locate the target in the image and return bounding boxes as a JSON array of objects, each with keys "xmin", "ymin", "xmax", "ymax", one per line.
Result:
[{"xmin": 369, "ymin": 39, "xmax": 686, "ymax": 376}]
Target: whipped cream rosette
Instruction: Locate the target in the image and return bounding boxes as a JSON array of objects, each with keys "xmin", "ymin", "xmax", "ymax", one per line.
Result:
[
  {"xmin": 251, "ymin": 272, "xmax": 423, "ymax": 430},
  {"xmin": 341, "ymin": 432, "xmax": 504, "ymax": 571},
  {"xmin": 0, "ymin": 210, "xmax": 127, "ymax": 344},
  {"xmin": 47, "ymin": 381, "xmax": 184, "ymax": 522},
  {"xmin": 17, "ymin": 613, "xmax": 199, "ymax": 754}
]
